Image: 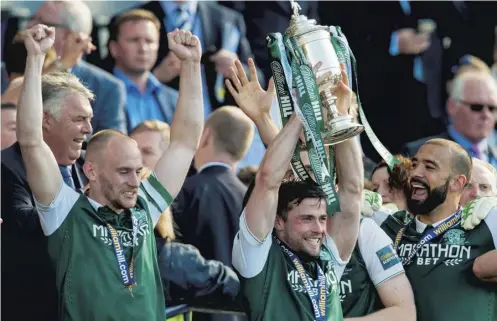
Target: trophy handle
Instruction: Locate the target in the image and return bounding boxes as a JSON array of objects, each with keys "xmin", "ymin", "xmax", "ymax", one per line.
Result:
[{"xmin": 289, "ymin": 0, "xmax": 302, "ymax": 17}]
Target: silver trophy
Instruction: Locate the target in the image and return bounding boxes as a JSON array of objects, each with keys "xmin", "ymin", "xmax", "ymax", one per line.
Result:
[{"xmin": 286, "ymin": 2, "xmax": 364, "ymax": 145}]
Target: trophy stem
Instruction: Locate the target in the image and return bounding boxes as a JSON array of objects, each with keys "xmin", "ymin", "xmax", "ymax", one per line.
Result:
[
  {"xmin": 320, "ymin": 88, "xmax": 339, "ymax": 119},
  {"xmin": 320, "ymin": 87, "xmax": 365, "ymax": 146}
]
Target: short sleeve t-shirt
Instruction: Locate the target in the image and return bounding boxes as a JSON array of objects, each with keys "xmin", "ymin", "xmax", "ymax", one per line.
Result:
[
  {"xmin": 373, "ymin": 209, "xmax": 497, "ymax": 321},
  {"xmin": 35, "ymin": 173, "xmax": 173, "ymax": 321},
  {"xmin": 232, "ymin": 211, "xmax": 348, "ymax": 321},
  {"xmin": 340, "ymin": 218, "xmax": 404, "ymax": 317}
]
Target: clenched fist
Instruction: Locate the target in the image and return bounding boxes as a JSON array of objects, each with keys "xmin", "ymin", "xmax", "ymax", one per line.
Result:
[
  {"xmin": 167, "ymin": 29, "xmax": 202, "ymax": 63},
  {"xmin": 23, "ymin": 24, "xmax": 55, "ymax": 56}
]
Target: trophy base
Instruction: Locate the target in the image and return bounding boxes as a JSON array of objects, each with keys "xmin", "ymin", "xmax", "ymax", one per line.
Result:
[{"xmin": 322, "ymin": 115, "xmax": 364, "ymax": 146}]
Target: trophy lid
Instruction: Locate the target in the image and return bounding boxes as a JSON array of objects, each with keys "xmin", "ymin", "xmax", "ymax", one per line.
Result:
[{"xmin": 285, "ymin": 1, "xmax": 328, "ymax": 37}]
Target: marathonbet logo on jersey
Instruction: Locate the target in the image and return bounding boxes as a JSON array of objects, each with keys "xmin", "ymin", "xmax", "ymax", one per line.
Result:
[{"xmin": 398, "ymin": 229, "xmax": 470, "ymax": 266}]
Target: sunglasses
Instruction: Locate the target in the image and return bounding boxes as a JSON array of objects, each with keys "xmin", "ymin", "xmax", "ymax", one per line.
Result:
[{"xmin": 457, "ymin": 100, "xmax": 497, "ymax": 113}]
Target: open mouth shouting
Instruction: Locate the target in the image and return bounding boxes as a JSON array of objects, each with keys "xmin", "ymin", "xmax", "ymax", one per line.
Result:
[{"xmin": 411, "ymin": 179, "xmax": 429, "ymax": 201}]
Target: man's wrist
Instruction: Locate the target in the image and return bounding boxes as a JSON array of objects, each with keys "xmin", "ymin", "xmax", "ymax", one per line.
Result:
[
  {"xmin": 180, "ymin": 59, "xmax": 201, "ymax": 66},
  {"xmin": 26, "ymin": 53, "xmax": 46, "ymax": 62},
  {"xmin": 26, "ymin": 54, "xmax": 46, "ymax": 69},
  {"xmin": 254, "ymin": 112, "xmax": 273, "ymax": 127}
]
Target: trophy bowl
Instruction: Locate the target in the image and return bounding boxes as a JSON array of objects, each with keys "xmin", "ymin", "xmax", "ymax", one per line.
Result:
[{"xmin": 286, "ymin": 14, "xmax": 364, "ymax": 146}]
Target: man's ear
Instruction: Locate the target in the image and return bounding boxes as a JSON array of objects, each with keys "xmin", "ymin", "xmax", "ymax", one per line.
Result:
[
  {"xmin": 42, "ymin": 112, "xmax": 54, "ymax": 132},
  {"xmin": 83, "ymin": 161, "xmax": 97, "ymax": 182},
  {"xmin": 451, "ymin": 174, "xmax": 467, "ymax": 193},
  {"xmin": 109, "ymin": 40, "xmax": 119, "ymax": 59},
  {"xmin": 274, "ymin": 215, "xmax": 284, "ymax": 232}
]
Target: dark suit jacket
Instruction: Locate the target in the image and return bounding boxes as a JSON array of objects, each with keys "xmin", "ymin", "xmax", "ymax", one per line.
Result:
[
  {"xmin": 157, "ymin": 240, "xmax": 241, "ymax": 308},
  {"xmin": 422, "ymin": 2, "xmax": 496, "ymax": 84},
  {"xmin": 72, "ymin": 60, "xmax": 128, "ymax": 134},
  {"xmin": 1, "ymin": 61, "xmax": 7, "ymax": 94},
  {"xmin": 402, "ymin": 131, "xmax": 497, "ymax": 161},
  {"xmin": 172, "ymin": 165, "xmax": 246, "ymax": 266},
  {"xmin": 319, "ymin": 1, "xmax": 445, "ymax": 161},
  {"xmin": 402, "ymin": 131, "xmax": 453, "ymax": 157},
  {"xmin": 1, "ymin": 143, "xmax": 86, "ymax": 321},
  {"xmin": 221, "ymin": 1, "xmax": 319, "ymax": 83},
  {"xmin": 103, "ymin": 1, "xmax": 262, "ymax": 111}
]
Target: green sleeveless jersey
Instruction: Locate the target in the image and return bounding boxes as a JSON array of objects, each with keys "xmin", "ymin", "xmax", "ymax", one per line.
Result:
[
  {"xmin": 340, "ymin": 218, "xmax": 404, "ymax": 317},
  {"xmin": 35, "ymin": 174, "xmax": 172, "ymax": 321},
  {"xmin": 233, "ymin": 212, "xmax": 346, "ymax": 321},
  {"xmin": 374, "ymin": 210, "xmax": 497, "ymax": 321}
]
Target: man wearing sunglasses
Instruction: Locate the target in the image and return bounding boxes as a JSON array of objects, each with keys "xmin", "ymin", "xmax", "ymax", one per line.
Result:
[{"xmin": 403, "ymin": 71, "xmax": 497, "ymax": 169}]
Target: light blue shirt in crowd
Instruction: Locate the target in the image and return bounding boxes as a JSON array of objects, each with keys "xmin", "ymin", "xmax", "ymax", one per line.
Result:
[
  {"xmin": 389, "ymin": 0, "xmax": 425, "ymax": 83},
  {"xmin": 448, "ymin": 125, "xmax": 497, "ymax": 168},
  {"xmin": 113, "ymin": 67, "xmax": 166, "ymax": 132}
]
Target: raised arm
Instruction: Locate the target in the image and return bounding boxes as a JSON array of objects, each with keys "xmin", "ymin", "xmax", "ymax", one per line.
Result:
[
  {"xmin": 327, "ymin": 71, "xmax": 364, "ymax": 261},
  {"xmin": 155, "ymin": 29, "xmax": 204, "ymax": 199},
  {"xmin": 17, "ymin": 25, "xmax": 62, "ymax": 206},
  {"xmin": 245, "ymin": 114, "xmax": 302, "ymax": 241},
  {"xmin": 226, "ymin": 58, "xmax": 279, "ymax": 146}
]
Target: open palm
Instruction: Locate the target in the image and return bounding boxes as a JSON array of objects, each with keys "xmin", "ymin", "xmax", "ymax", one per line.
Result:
[{"xmin": 225, "ymin": 58, "xmax": 275, "ymax": 122}]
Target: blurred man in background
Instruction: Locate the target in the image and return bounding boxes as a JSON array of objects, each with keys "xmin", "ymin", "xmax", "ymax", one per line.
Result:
[{"xmin": 109, "ymin": 9, "xmax": 178, "ymax": 132}]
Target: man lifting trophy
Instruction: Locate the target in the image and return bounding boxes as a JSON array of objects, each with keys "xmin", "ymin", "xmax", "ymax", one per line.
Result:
[
  {"xmin": 267, "ymin": 0, "xmax": 367, "ymax": 214},
  {"xmin": 266, "ymin": 0, "xmax": 399, "ymax": 214}
]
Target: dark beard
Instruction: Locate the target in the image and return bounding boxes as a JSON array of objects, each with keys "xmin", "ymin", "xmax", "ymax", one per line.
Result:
[{"xmin": 407, "ymin": 179, "xmax": 450, "ymax": 215}]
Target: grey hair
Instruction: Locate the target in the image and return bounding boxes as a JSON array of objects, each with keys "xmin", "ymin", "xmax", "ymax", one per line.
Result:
[
  {"xmin": 58, "ymin": 0, "xmax": 93, "ymax": 35},
  {"xmin": 41, "ymin": 71, "xmax": 94, "ymax": 120},
  {"xmin": 451, "ymin": 71, "xmax": 497, "ymax": 100},
  {"xmin": 472, "ymin": 157, "xmax": 497, "ymax": 184}
]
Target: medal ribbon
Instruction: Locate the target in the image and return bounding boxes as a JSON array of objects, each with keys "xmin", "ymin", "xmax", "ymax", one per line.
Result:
[
  {"xmin": 394, "ymin": 210, "xmax": 462, "ymax": 265},
  {"xmin": 276, "ymin": 237, "xmax": 327, "ymax": 321},
  {"xmin": 106, "ymin": 213, "xmax": 139, "ymax": 291}
]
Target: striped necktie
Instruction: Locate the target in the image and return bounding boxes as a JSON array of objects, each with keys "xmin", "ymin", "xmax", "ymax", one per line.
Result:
[
  {"xmin": 59, "ymin": 165, "xmax": 76, "ymax": 190},
  {"xmin": 174, "ymin": 7, "xmax": 192, "ymax": 31}
]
